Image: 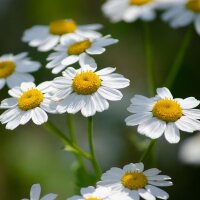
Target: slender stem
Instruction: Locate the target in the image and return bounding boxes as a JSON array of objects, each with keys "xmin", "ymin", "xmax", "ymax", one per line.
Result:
[
  {"xmin": 88, "ymin": 116, "xmax": 102, "ymax": 178},
  {"xmin": 165, "ymin": 26, "xmax": 193, "ymax": 89},
  {"xmin": 67, "ymin": 114, "xmax": 87, "ymax": 171},
  {"xmin": 44, "ymin": 121, "xmax": 91, "ymax": 160},
  {"xmin": 143, "ymin": 22, "xmax": 155, "ymax": 96},
  {"xmin": 139, "ymin": 139, "xmax": 156, "ymax": 162}
]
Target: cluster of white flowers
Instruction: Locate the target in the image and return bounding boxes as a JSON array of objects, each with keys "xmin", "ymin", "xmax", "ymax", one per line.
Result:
[{"xmin": 23, "ymin": 163, "xmax": 172, "ymax": 200}]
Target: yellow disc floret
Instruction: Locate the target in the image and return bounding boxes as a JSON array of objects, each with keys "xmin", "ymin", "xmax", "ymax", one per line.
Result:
[
  {"xmin": 68, "ymin": 40, "xmax": 92, "ymax": 55},
  {"xmin": 72, "ymin": 71, "xmax": 101, "ymax": 95},
  {"xmin": 152, "ymin": 99, "xmax": 182, "ymax": 122},
  {"xmin": 85, "ymin": 198, "xmax": 102, "ymax": 200},
  {"xmin": 121, "ymin": 172, "xmax": 148, "ymax": 190},
  {"xmin": 129, "ymin": 0, "xmax": 153, "ymax": 6},
  {"xmin": 18, "ymin": 89, "xmax": 44, "ymax": 111},
  {"xmin": 0, "ymin": 61, "xmax": 16, "ymax": 78},
  {"xmin": 49, "ymin": 19, "xmax": 77, "ymax": 35},
  {"xmin": 186, "ymin": 0, "xmax": 200, "ymax": 12}
]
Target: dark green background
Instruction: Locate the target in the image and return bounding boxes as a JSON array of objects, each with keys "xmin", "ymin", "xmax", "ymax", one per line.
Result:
[{"xmin": 0, "ymin": 0, "xmax": 200, "ymax": 199}]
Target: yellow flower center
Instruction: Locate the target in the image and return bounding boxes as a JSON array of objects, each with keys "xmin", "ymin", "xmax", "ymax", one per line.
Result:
[
  {"xmin": 18, "ymin": 89, "xmax": 44, "ymax": 111},
  {"xmin": 129, "ymin": 0, "xmax": 153, "ymax": 6},
  {"xmin": 121, "ymin": 172, "xmax": 148, "ymax": 190},
  {"xmin": 0, "ymin": 61, "xmax": 16, "ymax": 78},
  {"xmin": 152, "ymin": 99, "xmax": 182, "ymax": 122},
  {"xmin": 68, "ymin": 40, "xmax": 92, "ymax": 55},
  {"xmin": 85, "ymin": 198, "xmax": 102, "ymax": 200},
  {"xmin": 72, "ymin": 71, "xmax": 101, "ymax": 95},
  {"xmin": 49, "ymin": 19, "xmax": 77, "ymax": 35},
  {"xmin": 186, "ymin": 0, "xmax": 200, "ymax": 12}
]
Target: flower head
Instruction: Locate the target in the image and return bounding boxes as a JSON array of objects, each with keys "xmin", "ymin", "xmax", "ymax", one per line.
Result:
[
  {"xmin": 102, "ymin": 0, "xmax": 168, "ymax": 23},
  {"xmin": 21, "ymin": 184, "xmax": 57, "ymax": 200},
  {"xmin": 98, "ymin": 162, "xmax": 172, "ymax": 200},
  {"xmin": 162, "ymin": 0, "xmax": 200, "ymax": 35},
  {"xmin": 0, "ymin": 52, "xmax": 40, "ymax": 89},
  {"xmin": 51, "ymin": 54, "xmax": 130, "ymax": 117},
  {"xmin": 46, "ymin": 34, "xmax": 118, "ymax": 74},
  {"xmin": 22, "ymin": 19, "xmax": 102, "ymax": 52},
  {"xmin": 0, "ymin": 82, "xmax": 57, "ymax": 130},
  {"xmin": 125, "ymin": 87, "xmax": 200, "ymax": 143}
]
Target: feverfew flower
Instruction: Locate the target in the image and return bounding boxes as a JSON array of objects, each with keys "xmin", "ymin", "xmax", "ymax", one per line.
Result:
[
  {"xmin": 51, "ymin": 54, "xmax": 130, "ymax": 117},
  {"xmin": 102, "ymin": 0, "xmax": 170, "ymax": 23},
  {"xmin": 22, "ymin": 19, "xmax": 102, "ymax": 52},
  {"xmin": 98, "ymin": 162, "xmax": 172, "ymax": 200},
  {"xmin": 125, "ymin": 87, "xmax": 200, "ymax": 143},
  {"xmin": 46, "ymin": 34, "xmax": 118, "ymax": 74},
  {"xmin": 162, "ymin": 0, "xmax": 200, "ymax": 35},
  {"xmin": 22, "ymin": 184, "xmax": 57, "ymax": 200},
  {"xmin": 67, "ymin": 186, "xmax": 112, "ymax": 200},
  {"xmin": 0, "ymin": 82, "xmax": 57, "ymax": 130},
  {"xmin": 0, "ymin": 52, "xmax": 40, "ymax": 89}
]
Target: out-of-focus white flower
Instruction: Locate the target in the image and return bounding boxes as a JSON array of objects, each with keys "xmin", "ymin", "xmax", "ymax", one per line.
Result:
[
  {"xmin": 179, "ymin": 133, "xmax": 200, "ymax": 165},
  {"xmin": 22, "ymin": 19, "xmax": 102, "ymax": 52},
  {"xmin": 0, "ymin": 52, "xmax": 40, "ymax": 89},
  {"xmin": 162, "ymin": 0, "xmax": 200, "ymax": 35},
  {"xmin": 46, "ymin": 34, "xmax": 118, "ymax": 74},
  {"xmin": 21, "ymin": 184, "xmax": 57, "ymax": 200},
  {"xmin": 0, "ymin": 82, "xmax": 57, "ymax": 130},
  {"xmin": 102, "ymin": 0, "xmax": 172, "ymax": 23},
  {"xmin": 51, "ymin": 54, "xmax": 130, "ymax": 117},
  {"xmin": 125, "ymin": 87, "xmax": 200, "ymax": 143},
  {"xmin": 98, "ymin": 162, "xmax": 172, "ymax": 200}
]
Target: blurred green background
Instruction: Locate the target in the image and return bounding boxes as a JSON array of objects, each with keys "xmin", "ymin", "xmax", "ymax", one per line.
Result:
[{"xmin": 0, "ymin": 0, "xmax": 200, "ymax": 199}]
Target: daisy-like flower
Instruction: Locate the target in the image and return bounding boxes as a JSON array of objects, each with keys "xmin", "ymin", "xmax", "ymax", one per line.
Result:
[
  {"xmin": 51, "ymin": 54, "xmax": 130, "ymax": 117},
  {"xmin": 22, "ymin": 183, "xmax": 57, "ymax": 200},
  {"xmin": 46, "ymin": 34, "xmax": 118, "ymax": 74},
  {"xmin": 0, "ymin": 52, "xmax": 40, "ymax": 89},
  {"xmin": 68, "ymin": 186, "xmax": 112, "ymax": 200},
  {"xmin": 0, "ymin": 82, "xmax": 57, "ymax": 130},
  {"xmin": 125, "ymin": 87, "xmax": 200, "ymax": 143},
  {"xmin": 98, "ymin": 162, "xmax": 173, "ymax": 200},
  {"xmin": 22, "ymin": 19, "xmax": 102, "ymax": 52},
  {"xmin": 162, "ymin": 0, "xmax": 200, "ymax": 35},
  {"xmin": 102, "ymin": 0, "xmax": 171, "ymax": 23}
]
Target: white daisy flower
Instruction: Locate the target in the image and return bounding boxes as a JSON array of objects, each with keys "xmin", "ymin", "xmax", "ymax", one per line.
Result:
[
  {"xmin": 98, "ymin": 162, "xmax": 173, "ymax": 200},
  {"xmin": 46, "ymin": 34, "xmax": 118, "ymax": 74},
  {"xmin": 51, "ymin": 54, "xmax": 130, "ymax": 117},
  {"xmin": 179, "ymin": 132, "xmax": 200, "ymax": 165},
  {"xmin": 162, "ymin": 0, "xmax": 200, "ymax": 35},
  {"xmin": 102, "ymin": 0, "xmax": 170, "ymax": 23},
  {"xmin": 67, "ymin": 186, "xmax": 112, "ymax": 200},
  {"xmin": 22, "ymin": 183, "xmax": 57, "ymax": 200},
  {"xmin": 125, "ymin": 87, "xmax": 200, "ymax": 143},
  {"xmin": 0, "ymin": 82, "xmax": 57, "ymax": 130},
  {"xmin": 0, "ymin": 52, "xmax": 41, "ymax": 89},
  {"xmin": 22, "ymin": 19, "xmax": 103, "ymax": 52}
]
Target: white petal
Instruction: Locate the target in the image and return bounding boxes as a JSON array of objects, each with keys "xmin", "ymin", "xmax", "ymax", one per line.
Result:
[
  {"xmin": 5, "ymin": 115, "xmax": 21, "ymax": 130},
  {"xmin": 76, "ymin": 30, "xmax": 102, "ymax": 40},
  {"xmin": 79, "ymin": 53, "xmax": 97, "ymax": 70},
  {"xmin": 98, "ymin": 86, "xmax": 122, "ymax": 101},
  {"xmin": 156, "ymin": 87, "xmax": 173, "ymax": 99},
  {"xmin": 41, "ymin": 193, "xmax": 58, "ymax": 200},
  {"xmin": 129, "ymin": 190, "xmax": 140, "ymax": 200},
  {"xmin": 52, "ymin": 65, "xmax": 67, "ymax": 74},
  {"xmin": 183, "ymin": 109, "xmax": 200, "ymax": 119},
  {"xmin": 92, "ymin": 36, "xmax": 118, "ymax": 48},
  {"xmin": 149, "ymin": 181, "xmax": 173, "ymax": 187},
  {"xmin": 138, "ymin": 189, "xmax": 156, "ymax": 200},
  {"xmin": 16, "ymin": 60, "xmax": 41, "ymax": 73},
  {"xmin": 125, "ymin": 112, "xmax": 153, "ymax": 126},
  {"xmin": 20, "ymin": 110, "xmax": 32, "ymax": 125},
  {"xmin": 144, "ymin": 168, "xmax": 161, "ymax": 177},
  {"xmin": 0, "ymin": 79, "xmax": 6, "ymax": 89},
  {"xmin": 38, "ymin": 36, "xmax": 59, "ymax": 52},
  {"xmin": 0, "ymin": 107, "xmax": 21, "ymax": 124},
  {"xmin": 195, "ymin": 15, "xmax": 200, "ymax": 35},
  {"xmin": 81, "ymin": 96, "xmax": 96, "ymax": 117},
  {"xmin": 30, "ymin": 184, "xmax": 41, "ymax": 200},
  {"xmin": 78, "ymin": 24, "xmax": 103, "ymax": 30},
  {"xmin": 178, "ymin": 97, "xmax": 200, "ymax": 109},
  {"xmin": 145, "ymin": 185, "xmax": 169, "ymax": 200},
  {"xmin": 8, "ymin": 87, "xmax": 22, "ymax": 98},
  {"xmin": 86, "ymin": 46, "xmax": 106, "ymax": 55},
  {"xmin": 164, "ymin": 123, "xmax": 180, "ymax": 143},
  {"xmin": 96, "ymin": 67, "xmax": 116, "ymax": 76},
  {"xmin": 32, "ymin": 108, "xmax": 48, "ymax": 125},
  {"xmin": 37, "ymin": 81, "xmax": 52, "ymax": 93},
  {"xmin": 123, "ymin": 7, "xmax": 141, "ymax": 22},
  {"xmin": 92, "ymin": 92, "xmax": 109, "ymax": 112},
  {"xmin": 0, "ymin": 98, "xmax": 17, "ymax": 108},
  {"xmin": 21, "ymin": 82, "xmax": 36, "ymax": 91},
  {"xmin": 61, "ymin": 55, "xmax": 79, "ymax": 66},
  {"xmin": 130, "ymin": 95, "xmax": 155, "ymax": 106},
  {"xmin": 148, "ymin": 175, "xmax": 171, "ymax": 181}
]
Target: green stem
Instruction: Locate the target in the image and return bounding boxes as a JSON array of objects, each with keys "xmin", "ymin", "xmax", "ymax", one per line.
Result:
[
  {"xmin": 164, "ymin": 26, "xmax": 193, "ymax": 89},
  {"xmin": 88, "ymin": 116, "xmax": 102, "ymax": 178},
  {"xmin": 143, "ymin": 22, "xmax": 155, "ymax": 96},
  {"xmin": 139, "ymin": 139, "xmax": 156, "ymax": 162},
  {"xmin": 67, "ymin": 114, "xmax": 87, "ymax": 171},
  {"xmin": 44, "ymin": 121, "xmax": 91, "ymax": 160}
]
